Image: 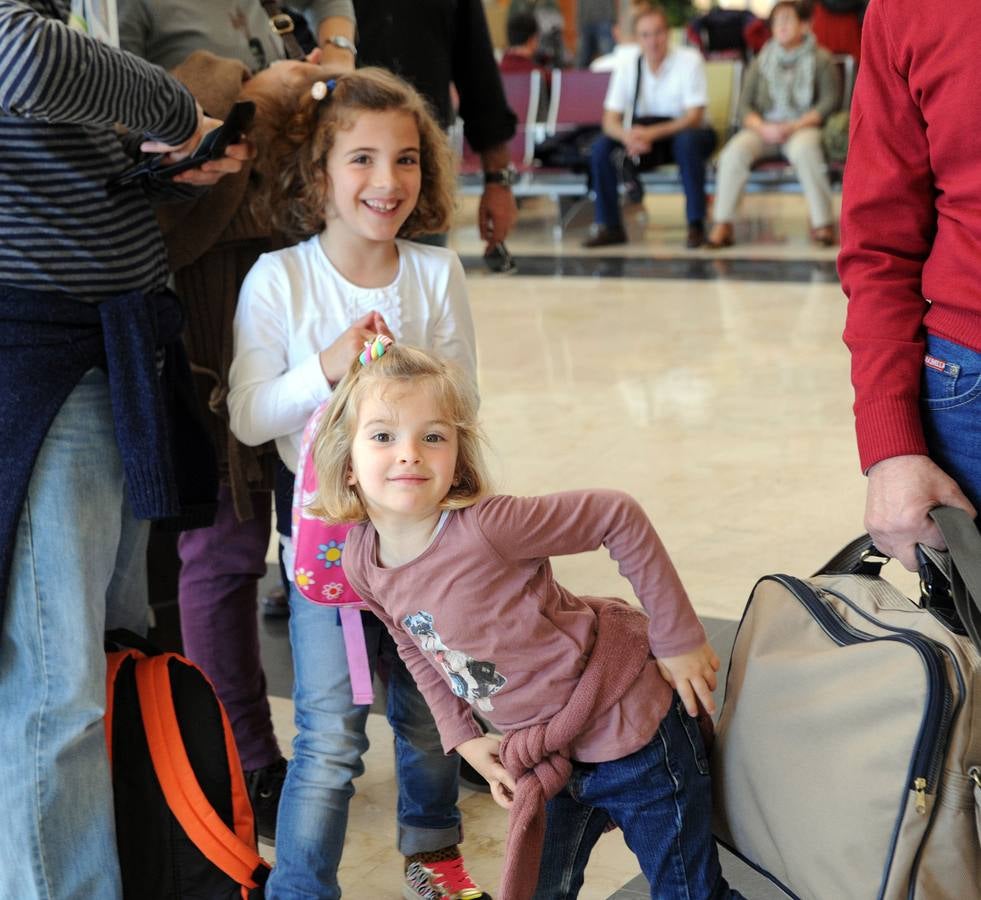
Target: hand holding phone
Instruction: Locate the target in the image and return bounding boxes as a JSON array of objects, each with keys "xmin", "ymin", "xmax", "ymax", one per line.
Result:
[{"xmin": 109, "ymin": 100, "xmax": 256, "ymax": 190}]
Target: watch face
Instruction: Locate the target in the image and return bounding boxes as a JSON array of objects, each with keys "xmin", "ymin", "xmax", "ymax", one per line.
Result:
[
  {"xmin": 486, "ymin": 167, "xmax": 517, "ymax": 186},
  {"xmin": 330, "ymin": 36, "xmax": 356, "ymax": 54}
]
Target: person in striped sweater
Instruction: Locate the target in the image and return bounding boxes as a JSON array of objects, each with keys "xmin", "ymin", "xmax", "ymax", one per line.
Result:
[{"xmin": 0, "ymin": 3, "xmax": 248, "ymax": 896}]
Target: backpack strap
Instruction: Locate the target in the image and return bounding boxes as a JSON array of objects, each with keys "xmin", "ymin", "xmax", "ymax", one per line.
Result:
[
  {"xmin": 339, "ymin": 606, "xmax": 374, "ymax": 705},
  {"xmin": 105, "ymin": 648, "xmax": 144, "ymax": 768},
  {"xmin": 135, "ymin": 653, "xmax": 270, "ymax": 889}
]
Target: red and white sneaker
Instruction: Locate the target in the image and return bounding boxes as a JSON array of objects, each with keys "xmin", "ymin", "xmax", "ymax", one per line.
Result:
[{"xmin": 403, "ymin": 846, "xmax": 491, "ymax": 900}]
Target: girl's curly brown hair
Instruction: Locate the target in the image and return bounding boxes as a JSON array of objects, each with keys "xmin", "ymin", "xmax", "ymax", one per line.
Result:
[{"xmin": 249, "ymin": 66, "xmax": 456, "ymax": 243}]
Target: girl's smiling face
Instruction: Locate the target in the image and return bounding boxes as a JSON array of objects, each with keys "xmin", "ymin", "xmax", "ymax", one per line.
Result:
[
  {"xmin": 324, "ymin": 109, "xmax": 422, "ymax": 247},
  {"xmin": 347, "ymin": 380, "xmax": 459, "ymax": 529}
]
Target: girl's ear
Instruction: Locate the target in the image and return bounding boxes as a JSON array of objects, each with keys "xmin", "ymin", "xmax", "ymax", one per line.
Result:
[{"xmin": 346, "ymin": 463, "xmax": 357, "ymax": 486}]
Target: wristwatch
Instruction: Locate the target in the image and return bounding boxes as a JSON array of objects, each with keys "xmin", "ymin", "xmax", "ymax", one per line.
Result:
[
  {"xmin": 483, "ymin": 164, "xmax": 518, "ymax": 188},
  {"xmin": 324, "ymin": 34, "xmax": 357, "ymax": 58}
]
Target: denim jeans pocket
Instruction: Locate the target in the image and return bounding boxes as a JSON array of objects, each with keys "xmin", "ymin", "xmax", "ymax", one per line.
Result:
[
  {"xmin": 922, "ymin": 335, "xmax": 981, "ymax": 411},
  {"xmin": 675, "ymin": 700, "xmax": 710, "ymax": 776}
]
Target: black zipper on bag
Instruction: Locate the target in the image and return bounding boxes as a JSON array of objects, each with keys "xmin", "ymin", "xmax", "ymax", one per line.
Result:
[{"xmin": 767, "ymin": 576, "xmax": 958, "ymax": 900}]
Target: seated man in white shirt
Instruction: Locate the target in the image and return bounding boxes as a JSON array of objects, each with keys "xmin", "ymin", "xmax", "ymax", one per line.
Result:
[{"xmin": 584, "ymin": 1, "xmax": 716, "ymax": 248}]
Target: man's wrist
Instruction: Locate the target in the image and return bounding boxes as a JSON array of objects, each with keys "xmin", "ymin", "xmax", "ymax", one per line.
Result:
[
  {"xmin": 322, "ymin": 34, "xmax": 357, "ymax": 58},
  {"xmin": 483, "ymin": 163, "xmax": 518, "ymax": 188}
]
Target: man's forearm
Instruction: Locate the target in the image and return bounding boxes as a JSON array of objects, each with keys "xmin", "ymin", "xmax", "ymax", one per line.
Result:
[
  {"xmin": 601, "ymin": 109, "xmax": 626, "ymax": 143},
  {"xmin": 317, "ymin": 15, "xmax": 356, "ymax": 68},
  {"xmin": 479, "ymin": 143, "xmax": 510, "ymax": 173},
  {"xmin": 642, "ymin": 108, "xmax": 702, "ymax": 143}
]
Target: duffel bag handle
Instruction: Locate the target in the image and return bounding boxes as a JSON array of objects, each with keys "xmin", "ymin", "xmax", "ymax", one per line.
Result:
[
  {"xmin": 816, "ymin": 507, "xmax": 981, "ymax": 653},
  {"xmin": 928, "ymin": 506, "xmax": 981, "ymax": 654},
  {"xmin": 814, "ymin": 534, "xmax": 890, "ymax": 579}
]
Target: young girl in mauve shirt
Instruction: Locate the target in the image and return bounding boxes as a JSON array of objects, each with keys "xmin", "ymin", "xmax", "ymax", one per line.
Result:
[{"xmin": 310, "ymin": 340, "xmax": 745, "ymax": 900}]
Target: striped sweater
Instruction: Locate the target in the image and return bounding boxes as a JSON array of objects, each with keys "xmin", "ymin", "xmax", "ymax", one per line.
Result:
[{"xmin": 0, "ymin": 0, "xmax": 198, "ymax": 298}]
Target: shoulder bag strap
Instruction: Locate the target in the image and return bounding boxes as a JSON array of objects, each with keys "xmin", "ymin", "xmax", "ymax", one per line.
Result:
[
  {"xmin": 259, "ymin": 0, "xmax": 306, "ymax": 61},
  {"xmin": 135, "ymin": 654, "xmax": 270, "ymax": 889},
  {"xmin": 104, "ymin": 648, "xmax": 144, "ymax": 768},
  {"xmin": 629, "ymin": 51, "xmax": 643, "ymax": 128},
  {"xmin": 929, "ymin": 506, "xmax": 981, "ymax": 652}
]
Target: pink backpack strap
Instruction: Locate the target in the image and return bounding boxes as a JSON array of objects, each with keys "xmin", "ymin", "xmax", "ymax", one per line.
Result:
[
  {"xmin": 293, "ymin": 399, "xmax": 374, "ymax": 705},
  {"xmin": 339, "ymin": 607, "xmax": 374, "ymax": 705}
]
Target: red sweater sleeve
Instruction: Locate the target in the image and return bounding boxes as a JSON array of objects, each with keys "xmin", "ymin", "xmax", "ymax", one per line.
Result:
[{"xmin": 838, "ymin": 0, "xmax": 933, "ymax": 472}]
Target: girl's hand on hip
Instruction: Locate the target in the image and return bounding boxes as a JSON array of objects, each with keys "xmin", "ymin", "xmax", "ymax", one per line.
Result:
[
  {"xmin": 655, "ymin": 641, "xmax": 720, "ymax": 717},
  {"xmin": 318, "ymin": 311, "xmax": 393, "ymax": 386},
  {"xmin": 456, "ymin": 735, "xmax": 516, "ymax": 810}
]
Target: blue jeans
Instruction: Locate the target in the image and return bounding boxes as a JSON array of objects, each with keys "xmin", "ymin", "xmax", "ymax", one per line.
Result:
[
  {"xmin": 576, "ymin": 20, "xmax": 614, "ymax": 68},
  {"xmin": 0, "ymin": 369, "xmax": 149, "ymax": 900},
  {"xmin": 921, "ymin": 333, "xmax": 981, "ymax": 509},
  {"xmin": 267, "ymin": 588, "xmax": 462, "ymax": 899},
  {"xmin": 534, "ymin": 697, "xmax": 743, "ymax": 900},
  {"xmin": 589, "ymin": 129, "xmax": 717, "ymax": 230}
]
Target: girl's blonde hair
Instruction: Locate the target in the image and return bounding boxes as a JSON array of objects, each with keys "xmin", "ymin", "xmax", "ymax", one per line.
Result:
[
  {"xmin": 312, "ymin": 345, "xmax": 491, "ymax": 523},
  {"xmin": 250, "ymin": 67, "xmax": 456, "ymax": 242}
]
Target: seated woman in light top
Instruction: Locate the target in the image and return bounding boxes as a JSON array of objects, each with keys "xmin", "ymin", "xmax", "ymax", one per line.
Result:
[{"xmin": 707, "ymin": 0, "xmax": 841, "ymax": 248}]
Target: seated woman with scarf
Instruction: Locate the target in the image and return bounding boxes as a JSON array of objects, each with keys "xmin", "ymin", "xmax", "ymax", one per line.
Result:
[{"xmin": 707, "ymin": 1, "xmax": 841, "ymax": 248}]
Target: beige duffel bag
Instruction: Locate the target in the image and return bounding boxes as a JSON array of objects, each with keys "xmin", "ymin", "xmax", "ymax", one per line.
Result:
[{"xmin": 712, "ymin": 507, "xmax": 981, "ymax": 899}]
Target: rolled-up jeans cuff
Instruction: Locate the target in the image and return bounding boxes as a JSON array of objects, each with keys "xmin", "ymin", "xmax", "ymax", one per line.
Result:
[{"xmin": 398, "ymin": 822, "xmax": 463, "ymax": 856}]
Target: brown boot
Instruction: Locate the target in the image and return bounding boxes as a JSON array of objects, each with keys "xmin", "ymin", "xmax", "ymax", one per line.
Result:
[{"xmin": 705, "ymin": 222, "xmax": 734, "ymax": 249}]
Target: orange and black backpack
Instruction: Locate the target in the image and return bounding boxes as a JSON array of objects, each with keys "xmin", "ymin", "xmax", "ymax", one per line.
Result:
[{"xmin": 105, "ymin": 631, "xmax": 271, "ymax": 898}]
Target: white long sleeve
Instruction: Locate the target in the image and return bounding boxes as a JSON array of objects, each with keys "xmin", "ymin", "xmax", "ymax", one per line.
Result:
[{"xmin": 228, "ymin": 235, "xmax": 477, "ymax": 471}]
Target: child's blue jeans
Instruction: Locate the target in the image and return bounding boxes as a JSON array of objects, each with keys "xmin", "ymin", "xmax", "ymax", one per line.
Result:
[
  {"xmin": 267, "ymin": 588, "xmax": 462, "ymax": 899},
  {"xmin": 533, "ymin": 695, "xmax": 744, "ymax": 899}
]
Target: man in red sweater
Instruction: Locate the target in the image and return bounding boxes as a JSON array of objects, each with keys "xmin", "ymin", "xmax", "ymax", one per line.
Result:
[{"xmin": 838, "ymin": 0, "xmax": 980, "ymax": 570}]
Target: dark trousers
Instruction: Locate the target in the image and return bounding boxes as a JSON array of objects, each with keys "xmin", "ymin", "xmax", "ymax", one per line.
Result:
[
  {"xmin": 177, "ymin": 483, "xmax": 281, "ymax": 771},
  {"xmin": 589, "ymin": 127, "xmax": 717, "ymax": 229}
]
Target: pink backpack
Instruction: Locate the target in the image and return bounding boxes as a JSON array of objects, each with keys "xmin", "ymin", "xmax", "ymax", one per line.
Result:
[{"xmin": 292, "ymin": 400, "xmax": 374, "ymax": 704}]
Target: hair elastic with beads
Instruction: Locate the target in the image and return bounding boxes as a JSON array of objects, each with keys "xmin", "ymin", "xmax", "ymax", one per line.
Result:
[
  {"xmin": 310, "ymin": 78, "xmax": 337, "ymax": 102},
  {"xmin": 358, "ymin": 334, "xmax": 393, "ymax": 367}
]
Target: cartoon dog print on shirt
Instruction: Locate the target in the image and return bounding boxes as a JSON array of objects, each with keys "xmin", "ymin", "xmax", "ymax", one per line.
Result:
[{"xmin": 402, "ymin": 611, "xmax": 506, "ymax": 711}]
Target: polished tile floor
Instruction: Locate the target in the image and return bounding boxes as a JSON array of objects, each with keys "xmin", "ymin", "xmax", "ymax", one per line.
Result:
[{"xmin": 253, "ymin": 190, "xmax": 920, "ymax": 897}]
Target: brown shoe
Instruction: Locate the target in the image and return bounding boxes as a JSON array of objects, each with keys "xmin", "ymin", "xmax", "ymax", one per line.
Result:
[
  {"xmin": 582, "ymin": 225, "xmax": 627, "ymax": 248},
  {"xmin": 686, "ymin": 222, "xmax": 706, "ymax": 249},
  {"xmin": 811, "ymin": 224, "xmax": 836, "ymax": 246},
  {"xmin": 705, "ymin": 222, "xmax": 734, "ymax": 249}
]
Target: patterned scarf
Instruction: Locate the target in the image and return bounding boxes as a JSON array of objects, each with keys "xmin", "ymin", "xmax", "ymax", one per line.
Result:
[{"xmin": 758, "ymin": 32, "xmax": 817, "ymax": 122}]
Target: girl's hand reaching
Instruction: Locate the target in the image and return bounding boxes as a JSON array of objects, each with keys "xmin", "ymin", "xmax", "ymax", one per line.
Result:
[
  {"xmin": 456, "ymin": 735, "xmax": 516, "ymax": 810},
  {"xmin": 318, "ymin": 311, "xmax": 393, "ymax": 385},
  {"xmin": 655, "ymin": 641, "xmax": 721, "ymax": 717}
]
